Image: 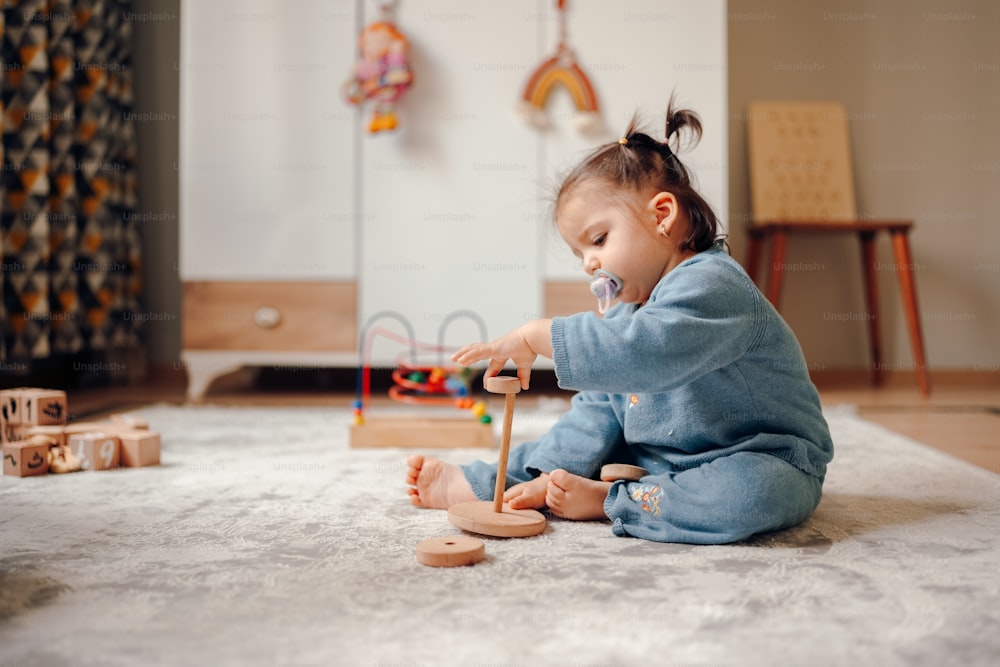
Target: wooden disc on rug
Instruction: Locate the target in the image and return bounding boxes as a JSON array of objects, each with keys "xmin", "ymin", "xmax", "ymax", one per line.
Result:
[
  {"xmin": 600, "ymin": 463, "xmax": 649, "ymax": 482},
  {"xmin": 448, "ymin": 500, "xmax": 546, "ymax": 538},
  {"xmin": 416, "ymin": 535, "xmax": 485, "ymax": 567}
]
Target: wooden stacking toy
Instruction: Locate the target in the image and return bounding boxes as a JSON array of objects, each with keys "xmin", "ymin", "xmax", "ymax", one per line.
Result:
[{"xmin": 446, "ymin": 376, "xmax": 547, "ymax": 538}]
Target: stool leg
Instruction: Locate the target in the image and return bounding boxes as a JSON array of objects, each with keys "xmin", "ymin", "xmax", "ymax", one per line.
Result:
[
  {"xmin": 890, "ymin": 230, "xmax": 931, "ymax": 395},
  {"xmin": 745, "ymin": 229, "xmax": 764, "ymax": 285},
  {"xmin": 766, "ymin": 229, "xmax": 788, "ymax": 308},
  {"xmin": 859, "ymin": 232, "xmax": 883, "ymax": 386}
]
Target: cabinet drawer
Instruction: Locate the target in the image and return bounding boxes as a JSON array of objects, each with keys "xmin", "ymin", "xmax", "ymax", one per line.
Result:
[
  {"xmin": 183, "ymin": 281, "xmax": 356, "ymax": 351},
  {"xmin": 544, "ymin": 281, "xmax": 600, "ymax": 318}
]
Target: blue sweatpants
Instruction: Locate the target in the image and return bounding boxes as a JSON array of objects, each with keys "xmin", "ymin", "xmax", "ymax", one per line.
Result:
[{"xmin": 461, "ymin": 441, "xmax": 822, "ymax": 545}]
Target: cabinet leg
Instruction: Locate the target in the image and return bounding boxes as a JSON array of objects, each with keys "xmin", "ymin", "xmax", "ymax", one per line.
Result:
[{"xmin": 180, "ymin": 351, "xmax": 245, "ymax": 401}]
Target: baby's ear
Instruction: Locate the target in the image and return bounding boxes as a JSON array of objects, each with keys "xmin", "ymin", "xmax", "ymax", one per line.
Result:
[{"xmin": 646, "ymin": 192, "xmax": 680, "ymax": 228}]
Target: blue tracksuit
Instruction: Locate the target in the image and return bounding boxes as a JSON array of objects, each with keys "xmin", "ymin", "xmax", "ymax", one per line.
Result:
[{"xmin": 462, "ymin": 243, "xmax": 834, "ymax": 544}]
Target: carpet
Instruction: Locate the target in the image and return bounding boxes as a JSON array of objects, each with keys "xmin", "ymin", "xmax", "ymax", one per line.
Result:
[{"xmin": 1, "ymin": 401, "xmax": 998, "ymax": 667}]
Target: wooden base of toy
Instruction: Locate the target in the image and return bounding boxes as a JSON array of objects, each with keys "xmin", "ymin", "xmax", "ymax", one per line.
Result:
[
  {"xmin": 448, "ymin": 500, "xmax": 547, "ymax": 538},
  {"xmin": 600, "ymin": 463, "xmax": 649, "ymax": 482},
  {"xmin": 350, "ymin": 417, "xmax": 493, "ymax": 448},
  {"xmin": 415, "ymin": 535, "xmax": 486, "ymax": 567}
]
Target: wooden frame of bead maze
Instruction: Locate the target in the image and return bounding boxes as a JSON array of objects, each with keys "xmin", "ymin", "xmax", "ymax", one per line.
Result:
[{"xmin": 349, "ymin": 311, "xmax": 496, "ymax": 449}]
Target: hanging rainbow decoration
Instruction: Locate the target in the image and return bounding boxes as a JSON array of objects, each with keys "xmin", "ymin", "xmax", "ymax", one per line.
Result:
[{"xmin": 517, "ymin": 0, "xmax": 602, "ymax": 134}]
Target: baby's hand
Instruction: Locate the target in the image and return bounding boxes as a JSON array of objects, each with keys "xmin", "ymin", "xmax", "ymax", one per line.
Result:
[
  {"xmin": 451, "ymin": 327, "xmax": 538, "ymax": 389},
  {"xmin": 503, "ymin": 474, "xmax": 549, "ymax": 510}
]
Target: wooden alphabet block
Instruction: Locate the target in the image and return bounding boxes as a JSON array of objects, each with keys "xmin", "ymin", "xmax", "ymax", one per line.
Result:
[
  {"xmin": 64, "ymin": 421, "xmax": 116, "ymax": 436},
  {"xmin": 110, "ymin": 413, "xmax": 149, "ymax": 430},
  {"xmin": 0, "ymin": 387, "xmax": 30, "ymax": 425},
  {"xmin": 26, "ymin": 425, "xmax": 68, "ymax": 448},
  {"xmin": 21, "ymin": 389, "xmax": 68, "ymax": 425},
  {"xmin": 69, "ymin": 433, "xmax": 121, "ymax": 471},
  {"xmin": 117, "ymin": 430, "xmax": 161, "ymax": 467},
  {"xmin": 2, "ymin": 422, "xmax": 29, "ymax": 445},
  {"xmin": 2, "ymin": 437, "xmax": 50, "ymax": 477}
]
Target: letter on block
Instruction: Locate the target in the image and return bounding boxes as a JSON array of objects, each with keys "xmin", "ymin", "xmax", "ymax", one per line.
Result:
[
  {"xmin": 0, "ymin": 387, "xmax": 30, "ymax": 424},
  {"xmin": 22, "ymin": 389, "xmax": 68, "ymax": 425},
  {"xmin": 69, "ymin": 433, "xmax": 121, "ymax": 471},
  {"xmin": 2, "ymin": 422, "xmax": 29, "ymax": 445},
  {"xmin": 118, "ymin": 430, "xmax": 161, "ymax": 467},
  {"xmin": 2, "ymin": 438, "xmax": 50, "ymax": 477}
]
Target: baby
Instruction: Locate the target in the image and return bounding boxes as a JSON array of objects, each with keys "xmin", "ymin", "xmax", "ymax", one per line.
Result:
[{"xmin": 406, "ymin": 99, "xmax": 833, "ymax": 544}]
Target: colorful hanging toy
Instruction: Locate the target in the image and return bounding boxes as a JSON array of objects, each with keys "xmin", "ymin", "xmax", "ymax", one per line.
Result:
[
  {"xmin": 517, "ymin": 0, "xmax": 602, "ymax": 134},
  {"xmin": 352, "ymin": 311, "xmax": 493, "ymax": 427},
  {"xmin": 342, "ymin": 3, "xmax": 414, "ymax": 133}
]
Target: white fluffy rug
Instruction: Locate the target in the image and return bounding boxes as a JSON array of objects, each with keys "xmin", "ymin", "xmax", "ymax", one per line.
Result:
[{"xmin": 1, "ymin": 401, "xmax": 999, "ymax": 666}]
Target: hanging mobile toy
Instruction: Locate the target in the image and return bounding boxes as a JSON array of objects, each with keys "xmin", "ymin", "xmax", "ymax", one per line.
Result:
[
  {"xmin": 518, "ymin": 0, "xmax": 602, "ymax": 134},
  {"xmin": 342, "ymin": 2, "xmax": 414, "ymax": 133}
]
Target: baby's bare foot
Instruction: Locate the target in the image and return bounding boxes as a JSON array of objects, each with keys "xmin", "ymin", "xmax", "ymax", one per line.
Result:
[
  {"xmin": 406, "ymin": 455, "xmax": 477, "ymax": 509},
  {"xmin": 504, "ymin": 474, "xmax": 550, "ymax": 510},
  {"xmin": 545, "ymin": 469, "xmax": 612, "ymax": 520}
]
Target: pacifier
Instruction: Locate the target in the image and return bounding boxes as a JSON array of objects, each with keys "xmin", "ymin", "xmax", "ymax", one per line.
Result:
[{"xmin": 589, "ymin": 269, "xmax": 623, "ymax": 314}]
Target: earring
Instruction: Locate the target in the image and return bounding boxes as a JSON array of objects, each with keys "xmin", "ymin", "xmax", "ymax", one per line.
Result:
[{"xmin": 657, "ymin": 224, "xmax": 670, "ymax": 239}]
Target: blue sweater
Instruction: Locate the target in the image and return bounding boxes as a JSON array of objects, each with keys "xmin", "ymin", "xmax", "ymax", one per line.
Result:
[{"xmin": 543, "ymin": 244, "xmax": 833, "ymax": 479}]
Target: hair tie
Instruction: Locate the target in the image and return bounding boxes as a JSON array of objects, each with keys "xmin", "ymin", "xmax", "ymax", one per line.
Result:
[{"xmin": 618, "ymin": 137, "xmax": 628, "ymax": 145}]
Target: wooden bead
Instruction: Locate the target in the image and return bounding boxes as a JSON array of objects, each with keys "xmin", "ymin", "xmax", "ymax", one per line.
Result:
[{"xmin": 415, "ymin": 535, "xmax": 485, "ymax": 567}]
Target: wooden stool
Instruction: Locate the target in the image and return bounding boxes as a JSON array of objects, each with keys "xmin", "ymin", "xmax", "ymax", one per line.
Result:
[
  {"xmin": 744, "ymin": 101, "xmax": 930, "ymax": 396},
  {"xmin": 745, "ymin": 221, "xmax": 930, "ymax": 395}
]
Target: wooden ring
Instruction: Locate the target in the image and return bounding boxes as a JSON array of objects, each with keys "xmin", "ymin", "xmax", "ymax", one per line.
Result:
[
  {"xmin": 599, "ymin": 463, "xmax": 649, "ymax": 482},
  {"xmin": 485, "ymin": 376, "xmax": 521, "ymax": 394},
  {"xmin": 415, "ymin": 535, "xmax": 486, "ymax": 567}
]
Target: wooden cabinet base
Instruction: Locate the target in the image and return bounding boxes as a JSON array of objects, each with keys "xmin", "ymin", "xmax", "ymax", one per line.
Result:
[{"xmin": 181, "ymin": 350, "xmax": 359, "ymax": 400}]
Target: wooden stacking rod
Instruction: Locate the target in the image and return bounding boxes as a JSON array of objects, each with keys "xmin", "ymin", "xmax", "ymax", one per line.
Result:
[
  {"xmin": 490, "ymin": 377, "xmax": 519, "ymax": 513},
  {"xmin": 446, "ymin": 376, "xmax": 546, "ymax": 538}
]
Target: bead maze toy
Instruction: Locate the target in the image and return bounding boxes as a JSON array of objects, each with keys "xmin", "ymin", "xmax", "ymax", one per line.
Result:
[{"xmin": 349, "ymin": 311, "xmax": 496, "ymax": 449}]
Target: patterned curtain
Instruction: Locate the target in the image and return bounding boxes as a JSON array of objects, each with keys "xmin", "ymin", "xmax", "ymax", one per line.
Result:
[{"xmin": 1, "ymin": 0, "xmax": 141, "ymax": 367}]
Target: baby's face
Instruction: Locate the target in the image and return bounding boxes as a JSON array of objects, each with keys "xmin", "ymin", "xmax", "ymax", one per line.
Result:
[{"xmin": 556, "ymin": 183, "xmax": 672, "ymax": 306}]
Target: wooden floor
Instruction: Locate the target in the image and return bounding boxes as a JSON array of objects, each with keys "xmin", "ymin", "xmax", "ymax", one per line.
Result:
[{"xmin": 65, "ymin": 369, "xmax": 1000, "ymax": 475}]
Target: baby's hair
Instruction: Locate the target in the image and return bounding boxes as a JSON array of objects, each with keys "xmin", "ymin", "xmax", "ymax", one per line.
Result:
[{"xmin": 556, "ymin": 94, "xmax": 720, "ymax": 253}]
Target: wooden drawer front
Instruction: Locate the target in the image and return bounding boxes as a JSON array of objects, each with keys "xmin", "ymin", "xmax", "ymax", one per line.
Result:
[
  {"xmin": 183, "ymin": 281, "xmax": 356, "ymax": 351},
  {"xmin": 544, "ymin": 281, "xmax": 601, "ymax": 318}
]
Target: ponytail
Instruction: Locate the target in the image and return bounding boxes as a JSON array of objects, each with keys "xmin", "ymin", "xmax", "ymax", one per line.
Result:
[{"xmin": 557, "ymin": 92, "xmax": 719, "ymax": 253}]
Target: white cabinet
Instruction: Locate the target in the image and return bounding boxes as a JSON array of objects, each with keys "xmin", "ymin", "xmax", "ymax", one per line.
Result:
[
  {"xmin": 179, "ymin": 0, "xmax": 360, "ymax": 398},
  {"xmin": 179, "ymin": 0, "xmax": 726, "ymax": 399}
]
